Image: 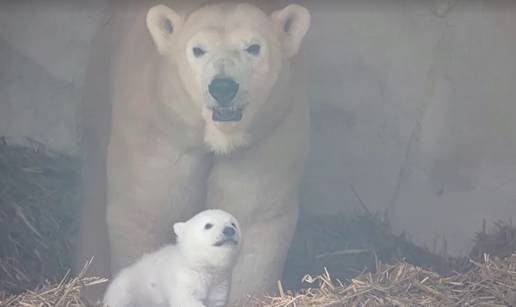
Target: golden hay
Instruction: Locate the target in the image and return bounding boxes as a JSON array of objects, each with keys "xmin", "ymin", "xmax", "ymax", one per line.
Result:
[
  {"xmin": 282, "ymin": 210, "xmax": 470, "ymax": 290},
  {"xmin": 246, "ymin": 254, "xmax": 516, "ymax": 307},
  {"xmin": 0, "ymin": 260, "xmax": 107, "ymax": 307},
  {"xmin": 0, "ymin": 138, "xmax": 79, "ymax": 298},
  {"xmin": 4, "ymin": 254, "xmax": 516, "ymax": 307},
  {"xmin": 2, "ymin": 138, "xmax": 516, "ymax": 306}
]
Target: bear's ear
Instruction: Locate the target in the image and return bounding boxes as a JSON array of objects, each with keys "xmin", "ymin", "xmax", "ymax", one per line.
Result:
[
  {"xmin": 173, "ymin": 222, "xmax": 186, "ymax": 238},
  {"xmin": 146, "ymin": 5, "xmax": 183, "ymax": 55},
  {"xmin": 271, "ymin": 4, "xmax": 311, "ymax": 58}
]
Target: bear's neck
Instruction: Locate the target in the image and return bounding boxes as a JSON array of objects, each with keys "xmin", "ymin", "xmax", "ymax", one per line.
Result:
[{"xmin": 178, "ymin": 243, "xmax": 233, "ymax": 275}]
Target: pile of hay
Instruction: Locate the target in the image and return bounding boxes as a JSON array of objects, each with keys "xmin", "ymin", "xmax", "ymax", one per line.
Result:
[
  {"xmin": 0, "ymin": 260, "xmax": 106, "ymax": 307},
  {"xmin": 4, "ymin": 256, "xmax": 516, "ymax": 307},
  {"xmin": 1, "ymin": 138, "xmax": 516, "ymax": 306},
  {"xmin": 282, "ymin": 210, "xmax": 469, "ymax": 290},
  {"xmin": 470, "ymin": 220, "xmax": 516, "ymax": 261},
  {"xmin": 0, "ymin": 138, "xmax": 80, "ymax": 300},
  {"xmin": 248, "ymin": 254, "xmax": 516, "ymax": 307}
]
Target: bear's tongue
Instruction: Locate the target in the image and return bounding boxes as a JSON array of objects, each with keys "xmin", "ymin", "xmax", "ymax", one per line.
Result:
[{"xmin": 212, "ymin": 108, "xmax": 242, "ymax": 122}]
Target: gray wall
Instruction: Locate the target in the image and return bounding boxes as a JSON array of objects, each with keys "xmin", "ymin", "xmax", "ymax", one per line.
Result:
[
  {"xmin": 0, "ymin": 1, "xmax": 110, "ymax": 154},
  {"xmin": 1, "ymin": 0, "xmax": 515, "ymax": 255}
]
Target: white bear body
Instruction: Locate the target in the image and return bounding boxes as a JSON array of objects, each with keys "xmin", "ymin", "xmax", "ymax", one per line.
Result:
[
  {"xmin": 103, "ymin": 209, "xmax": 241, "ymax": 307},
  {"xmin": 77, "ymin": 1, "xmax": 311, "ymax": 303}
]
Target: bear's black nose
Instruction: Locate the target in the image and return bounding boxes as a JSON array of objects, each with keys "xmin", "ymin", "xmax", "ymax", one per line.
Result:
[
  {"xmin": 209, "ymin": 78, "xmax": 239, "ymax": 107},
  {"xmin": 223, "ymin": 226, "xmax": 236, "ymax": 237}
]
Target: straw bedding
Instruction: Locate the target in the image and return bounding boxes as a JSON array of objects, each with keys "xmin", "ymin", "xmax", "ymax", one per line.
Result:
[
  {"xmin": 0, "ymin": 138, "xmax": 79, "ymax": 300},
  {"xmin": 1, "ymin": 139, "xmax": 516, "ymax": 307},
  {"xmin": 247, "ymin": 254, "xmax": 516, "ymax": 307},
  {"xmin": 0, "ymin": 260, "xmax": 106, "ymax": 307},
  {"xmin": 3, "ymin": 255, "xmax": 516, "ymax": 307}
]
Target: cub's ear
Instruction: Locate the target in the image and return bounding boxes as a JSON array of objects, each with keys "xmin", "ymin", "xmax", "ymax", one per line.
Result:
[
  {"xmin": 271, "ymin": 4, "xmax": 311, "ymax": 58},
  {"xmin": 146, "ymin": 5, "xmax": 183, "ymax": 55},
  {"xmin": 173, "ymin": 222, "xmax": 186, "ymax": 238}
]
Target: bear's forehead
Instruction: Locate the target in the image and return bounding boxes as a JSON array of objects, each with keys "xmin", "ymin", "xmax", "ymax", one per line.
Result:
[
  {"xmin": 189, "ymin": 210, "xmax": 233, "ymax": 225},
  {"xmin": 183, "ymin": 3, "xmax": 272, "ymax": 34}
]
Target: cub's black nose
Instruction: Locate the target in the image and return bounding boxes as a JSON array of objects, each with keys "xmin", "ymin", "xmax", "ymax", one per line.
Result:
[
  {"xmin": 223, "ymin": 226, "xmax": 236, "ymax": 237},
  {"xmin": 209, "ymin": 78, "xmax": 239, "ymax": 106}
]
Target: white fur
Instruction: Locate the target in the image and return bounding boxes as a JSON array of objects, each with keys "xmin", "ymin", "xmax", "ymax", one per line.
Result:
[
  {"xmin": 103, "ymin": 210, "xmax": 241, "ymax": 307},
  {"xmin": 146, "ymin": 3, "xmax": 311, "ymax": 154},
  {"xmin": 78, "ymin": 2, "xmax": 311, "ymax": 303}
]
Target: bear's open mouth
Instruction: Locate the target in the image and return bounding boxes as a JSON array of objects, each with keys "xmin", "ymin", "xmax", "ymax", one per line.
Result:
[
  {"xmin": 211, "ymin": 107, "xmax": 243, "ymax": 122},
  {"xmin": 213, "ymin": 238, "xmax": 239, "ymax": 247}
]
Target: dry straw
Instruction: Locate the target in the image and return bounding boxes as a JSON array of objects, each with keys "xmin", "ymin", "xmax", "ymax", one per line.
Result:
[
  {"xmin": 0, "ymin": 138, "xmax": 79, "ymax": 298},
  {"xmin": 2, "ymin": 255, "xmax": 516, "ymax": 307},
  {"xmin": 246, "ymin": 254, "xmax": 516, "ymax": 307},
  {"xmin": 0, "ymin": 260, "xmax": 107, "ymax": 307},
  {"xmin": 2, "ymin": 138, "xmax": 516, "ymax": 307}
]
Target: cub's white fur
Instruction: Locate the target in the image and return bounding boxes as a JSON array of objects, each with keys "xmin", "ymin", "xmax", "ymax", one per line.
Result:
[{"xmin": 103, "ymin": 210, "xmax": 241, "ymax": 307}]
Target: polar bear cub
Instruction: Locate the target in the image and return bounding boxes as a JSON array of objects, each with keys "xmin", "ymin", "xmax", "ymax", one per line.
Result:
[{"xmin": 103, "ymin": 209, "xmax": 242, "ymax": 307}]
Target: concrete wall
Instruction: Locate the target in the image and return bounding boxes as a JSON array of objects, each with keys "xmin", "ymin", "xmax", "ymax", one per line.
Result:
[
  {"xmin": 1, "ymin": 0, "xmax": 515, "ymax": 255},
  {"xmin": 301, "ymin": 0, "xmax": 516, "ymax": 255},
  {"xmin": 0, "ymin": 1, "xmax": 110, "ymax": 154}
]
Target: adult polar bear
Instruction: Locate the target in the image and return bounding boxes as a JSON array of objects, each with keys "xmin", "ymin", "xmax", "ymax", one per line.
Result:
[{"xmin": 77, "ymin": 0, "xmax": 310, "ymax": 302}]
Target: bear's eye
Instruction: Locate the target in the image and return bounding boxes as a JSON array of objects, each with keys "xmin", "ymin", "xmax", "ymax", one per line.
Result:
[
  {"xmin": 231, "ymin": 222, "xmax": 237, "ymax": 229},
  {"xmin": 245, "ymin": 44, "xmax": 261, "ymax": 56},
  {"xmin": 193, "ymin": 47, "xmax": 206, "ymax": 58},
  {"xmin": 204, "ymin": 223, "xmax": 213, "ymax": 230}
]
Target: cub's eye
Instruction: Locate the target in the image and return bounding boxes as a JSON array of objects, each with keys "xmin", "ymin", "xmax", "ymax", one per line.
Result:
[
  {"xmin": 193, "ymin": 47, "xmax": 206, "ymax": 58},
  {"xmin": 231, "ymin": 222, "xmax": 237, "ymax": 229},
  {"xmin": 245, "ymin": 44, "xmax": 261, "ymax": 56},
  {"xmin": 204, "ymin": 223, "xmax": 213, "ymax": 230}
]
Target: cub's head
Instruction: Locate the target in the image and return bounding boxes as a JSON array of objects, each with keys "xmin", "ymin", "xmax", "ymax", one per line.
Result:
[
  {"xmin": 173, "ymin": 209, "xmax": 242, "ymax": 269},
  {"xmin": 146, "ymin": 3, "xmax": 310, "ymax": 154}
]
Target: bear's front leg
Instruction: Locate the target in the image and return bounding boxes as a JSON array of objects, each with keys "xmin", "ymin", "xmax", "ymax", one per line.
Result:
[
  {"xmin": 102, "ymin": 270, "xmax": 134, "ymax": 307},
  {"xmin": 166, "ymin": 285, "xmax": 208, "ymax": 307},
  {"xmin": 107, "ymin": 138, "xmax": 210, "ymax": 273},
  {"xmin": 207, "ymin": 280, "xmax": 230, "ymax": 307},
  {"xmin": 167, "ymin": 296, "xmax": 207, "ymax": 307},
  {"xmin": 230, "ymin": 205, "xmax": 298, "ymax": 302},
  {"xmin": 207, "ymin": 163, "xmax": 300, "ymax": 302}
]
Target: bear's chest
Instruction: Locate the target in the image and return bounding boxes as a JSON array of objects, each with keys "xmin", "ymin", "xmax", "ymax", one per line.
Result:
[{"xmin": 192, "ymin": 272, "xmax": 214, "ymax": 299}]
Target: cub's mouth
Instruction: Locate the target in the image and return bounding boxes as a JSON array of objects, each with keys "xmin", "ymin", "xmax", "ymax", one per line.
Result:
[
  {"xmin": 211, "ymin": 107, "xmax": 243, "ymax": 122},
  {"xmin": 213, "ymin": 238, "xmax": 239, "ymax": 247}
]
